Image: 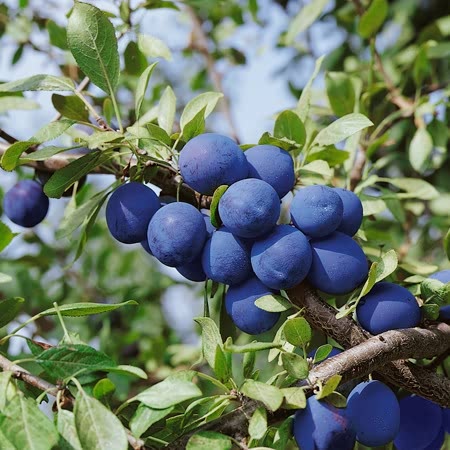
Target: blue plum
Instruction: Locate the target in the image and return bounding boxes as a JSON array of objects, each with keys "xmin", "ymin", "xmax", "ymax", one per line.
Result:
[
  {"xmin": 218, "ymin": 178, "xmax": 280, "ymax": 239},
  {"xmin": 176, "ymin": 257, "xmax": 206, "ymax": 282},
  {"xmin": 394, "ymin": 395, "xmax": 443, "ymax": 450},
  {"xmin": 3, "ymin": 180, "xmax": 49, "ymax": 228},
  {"xmin": 179, "ymin": 133, "xmax": 248, "ymax": 195},
  {"xmin": 293, "ymin": 396, "xmax": 356, "ymax": 450},
  {"xmin": 424, "ymin": 426, "xmax": 445, "ymax": 450},
  {"xmin": 429, "ymin": 269, "xmax": 450, "ymax": 283},
  {"xmin": 347, "ymin": 380, "xmax": 400, "ymax": 447},
  {"xmin": 307, "ymin": 232, "xmax": 368, "ymax": 295},
  {"xmin": 334, "ymin": 188, "xmax": 363, "ymax": 236},
  {"xmin": 141, "ymin": 239, "xmax": 152, "ymax": 255},
  {"xmin": 202, "ymin": 213, "xmax": 216, "ymax": 237},
  {"xmin": 244, "ymin": 145, "xmax": 295, "ymax": 198},
  {"xmin": 444, "ymin": 408, "xmax": 450, "ymax": 433},
  {"xmin": 251, "ymin": 225, "xmax": 312, "ymax": 290},
  {"xmin": 439, "ymin": 305, "xmax": 450, "ymax": 320},
  {"xmin": 202, "ymin": 227, "xmax": 252, "ymax": 285},
  {"xmin": 148, "ymin": 202, "xmax": 207, "ymax": 267},
  {"xmin": 225, "ymin": 276, "xmax": 280, "ymax": 334},
  {"xmin": 356, "ymin": 282, "xmax": 421, "ymax": 334},
  {"xmin": 106, "ymin": 182, "xmax": 160, "ymax": 244},
  {"xmin": 290, "ymin": 185, "xmax": 344, "ymax": 238}
]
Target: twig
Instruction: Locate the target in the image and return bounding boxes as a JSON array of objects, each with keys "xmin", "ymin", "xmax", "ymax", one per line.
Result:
[
  {"xmin": 187, "ymin": 8, "xmax": 240, "ymax": 143},
  {"xmin": 0, "ymin": 129, "xmax": 18, "ymax": 144}
]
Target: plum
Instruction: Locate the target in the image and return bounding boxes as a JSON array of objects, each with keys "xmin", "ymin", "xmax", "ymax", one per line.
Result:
[
  {"xmin": 106, "ymin": 182, "xmax": 160, "ymax": 244},
  {"xmin": 429, "ymin": 269, "xmax": 450, "ymax": 283},
  {"xmin": 290, "ymin": 185, "xmax": 343, "ymax": 238},
  {"xmin": 148, "ymin": 202, "xmax": 207, "ymax": 267},
  {"xmin": 307, "ymin": 232, "xmax": 368, "ymax": 295},
  {"xmin": 202, "ymin": 227, "xmax": 252, "ymax": 285},
  {"xmin": 225, "ymin": 276, "xmax": 280, "ymax": 334},
  {"xmin": 219, "ymin": 178, "xmax": 280, "ymax": 239},
  {"xmin": 251, "ymin": 224, "xmax": 312, "ymax": 290},
  {"xmin": 293, "ymin": 396, "xmax": 356, "ymax": 450},
  {"xmin": 334, "ymin": 188, "xmax": 363, "ymax": 236},
  {"xmin": 179, "ymin": 133, "xmax": 248, "ymax": 195},
  {"xmin": 244, "ymin": 145, "xmax": 295, "ymax": 198},
  {"xmin": 356, "ymin": 282, "xmax": 421, "ymax": 334},
  {"xmin": 3, "ymin": 179, "xmax": 49, "ymax": 228},
  {"xmin": 176, "ymin": 257, "xmax": 206, "ymax": 282},
  {"xmin": 347, "ymin": 380, "xmax": 400, "ymax": 447}
]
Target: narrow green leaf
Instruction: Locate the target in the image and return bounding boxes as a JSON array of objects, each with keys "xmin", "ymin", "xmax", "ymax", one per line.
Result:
[
  {"xmin": 85, "ymin": 131, "xmax": 124, "ymax": 149},
  {"xmin": 135, "ymin": 62, "xmax": 158, "ymax": 120},
  {"xmin": 325, "ymin": 72, "xmax": 355, "ymax": 116},
  {"xmin": 57, "ymin": 410, "xmax": 82, "ymax": 450},
  {"xmin": 124, "ymin": 41, "xmax": 147, "ymax": 76},
  {"xmin": 243, "ymin": 350, "xmax": 256, "ymax": 379},
  {"xmin": 313, "ymin": 113, "xmax": 373, "ymax": 146},
  {"xmin": 0, "ymin": 75, "xmax": 74, "ymax": 92},
  {"xmin": 214, "ymin": 345, "xmax": 231, "ymax": 383},
  {"xmin": 67, "ymin": 2, "xmax": 120, "ymax": 94},
  {"xmin": 52, "ymin": 94, "xmax": 89, "ymax": 122},
  {"xmin": 158, "ymin": 86, "xmax": 176, "ymax": 134},
  {"xmin": 281, "ymin": 387, "xmax": 307, "ymax": 409},
  {"xmin": 0, "ymin": 222, "xmax": 18, "ymax": 252},
  {"xmin": 181, "ymin": 106, "xmax": 206, "ymax": 141},
  {"xmin": 180, "ymin": 92, "xmax": 223, "ymax": 131},
  {"xmin": 240, "ymin": 380, "xmax": 283, "ymax": 411},
  {"xmin": 224, "ymin": 340, "xmax": 281, "ymax": 353},
  {"xmin": 1, "ymin": 141, "xmax": 35, "ymax": 171},
  {"xmin": 249, "ymin": 407, "xmax": 267, "ymax": 440},
  {"xmin": 194, "ymin": 317, "xmax": 223, "ymax": 371},
  {"xmin": 130, "ymin": 404, "xmax": 174, "ymax": 438},
  {"xmin": 0, "ymin": 372, "xmax": 16, "ymax": 410},
  {"xmin": 274, "ymin": 110, "xmax": 306, "ymax": 146},
  {"xmin": 187, "ymin": 431, "xmax": 232, "ymax": 450},
  {"xmin": 325, "ymin": 391, "xmax": 347, "ymax": 408},
  {"xmin": 47, "ymin": 19, "xmax": 67, "ymax": 50},
  {"xmin": 31, "ymin": 119, "xmax": 75, "ymax": 143},
  {"xmin": 210, "ymin": 185, "xmax": 228, "ymax": 228},
  {"xmin": 38, "ymin": 300, "xmax": 137, "ymax": 318},
  {"xmin": 377, "ymin": 177, "xmax": 439, "ymax": 200},
  {"xmin": 306, "ymin": 146, "xmax": 350, "ymax": 167},
  {"xmin": 0, "ymin": 297, "xmax": 24, "ymax": 328},
  {"xmin": 313, "ymin": 344, "xmax": 333, "ymax": 363},
  {"xmin": 409, "ymin": 127, "xmax": 433, "ymax": 174},
  {"xmin": 74, "ymin": 389, "xmax": 127, "ymax": 450},
  {"xmin": 375, "ymin": 250, "xmax": 398, "ymax": 283},
  {"xmin": 138, "ymin": 34, "xmax": 172, "ymax": 61},
  {"xmin": 316, "ymin": 374, "xmax": 342, "ymax": 399},
  {"xmin": 106, "ymin": 365, "xmax": 148, "ymax": 379},
  {"xmin": 444, "ymin": 228, "xmax": 450, "ymax": 261},
  {"xmin": 19, "ymin": 146, "xmax": 73, "ymax": 164},
  {"xmin": 281, "ymin": 352, "xmax": 309, "ymax": 379},
  {"xmin": 283, "ymin": 317, "xmax": 312, "ymax": 347},
  {"xmin": 255, "ymin": 294, "xmax": 292, "ymax": 312},
  {"xmin": 0, "ymin": 96, "xmax": 39, "ymax": 113},
  {"xmin": 135, "ymin": 378, "xmax": 202, "ymax": 409},
  {"xmin": 357, "ymin": 0, "xmax": 388, "ymax": 38}
]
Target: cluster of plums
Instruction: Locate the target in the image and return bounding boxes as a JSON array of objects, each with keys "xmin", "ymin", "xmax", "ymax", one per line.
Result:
[{"xmin": 295, "ymin": 345, "xmax": 450, "ymax": 449}]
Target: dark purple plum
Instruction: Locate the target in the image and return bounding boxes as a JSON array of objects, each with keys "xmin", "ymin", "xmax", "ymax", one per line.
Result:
[
  {"xmin": 202, "ymin": 227, "xmax": 252, "ymax": 285},
  {"xmin": 225, "ymin": 277, "xmax": 280, "ymax": 334},
  {"xmin": 179, "ymin": 133, "xmax": 248, "ymax": 195},
  {"xmin": 307, "ymin": 232, "xmax": 368, "ymax": 295},
  {"xmin": 244, "ymin": 145, "xmax": 295, "ymax": 198},
  {"xmin": 251, "ymin": 224, "xmax": 312, "ymax": 290},
  {"xmin": 3, "ymin": 180, "xmax": 49, "ymax": 228},
  {"xmin": 429, "ymin": 269, "xmax": 450, "ymax": 283},
  {"xmin": 176, "ymin": 257, "xmax": 206, "ymax": 282},
  {"xmin": 106, "ymin": 182, "xmax": 160, "ymax": 244},
  {"xmin": 218, "ymin": 178, "xmax": 280, "ymax": 239},
  {"xmin": 290, "ymin": 185, "xmax": 343, "ymax": 238},
  {"xmin": 148, "ymin": 202, "xmax": 207, "ymax": 267},
  {"xmin": 334, "ymin": 188, "xmax": 363, "ymax": 236},
  {"xmin": 356, "ymin": 282, "xmax": 421, "ymax": 334}
]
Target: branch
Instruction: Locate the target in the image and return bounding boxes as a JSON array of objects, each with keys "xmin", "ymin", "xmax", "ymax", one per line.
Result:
[
  {"xmin": 187, "ymin": 8, "xmax": 240, "ymax": 143},
  {"xmin": 0, "ymin": 129, "xmax": 18, "ymax": 144}
]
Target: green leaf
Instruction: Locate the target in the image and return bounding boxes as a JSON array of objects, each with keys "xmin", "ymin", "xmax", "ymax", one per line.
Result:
[
  {"xmin": 422, "ymin": 303, "xmax": 440, "ymax": 320},
  {"xmin": 409, "ymin": 127, "xmax": 433, "ymax": 174},
  {"xmin": 182, "ymin": 106, "xmax": 206, "ymax": 140},
  {"xmin": 241, "ymin": 380, "xmax": 283, "ymax": 412},
  {"xmin": 255, "ymin": 294, "xmax": 292, "ymax": 312},
  {"xmin": 325, "ymin": 392, "xmax": 347, "ymax": 408},
  {"xmin": 316, "ymin": 374, "xmax": 342, "ymax": 399},
  {"xmin": 284, "ymin": 0, "xmax": 329, "ymax": 45},
  {"xmin": 32, "ymin": 119, "xmax": 76, "ymax": 143},
  {"xmin": 1, "ymin": 141, "xmax": 36, "ymax": 171},
  {"xmin": 106, "ymin": 365, "xmax": 148, "ymax": 379},
  {"xmin": 57, "ymin": 410, "xmax": 82, "ymax": 450},
  {"xmin": 445, "ymin": 228, "xmax": 450, "ymax": 261},
  {"xmin": 243, "ymin": 350, "xmax": 256, "ymax": 379},
  {"xmin": 0, "ymin": 395, "xmax": 59, "ymax": 450},
  {"xmin": 67, "ymin": 2, "xmax": 120, "ymax": 94},
  {"xmin": 130, "ymin": 404, "xmax": 174, "ymax": 438},
  {"xmin": 249, "ymin": 407, "xmax": 267, "ymax": 440},
  {"xmin": 281, "ymin": 387, "xmax": 307, "ymax": 409},
  {"xmin": 214, "ymin": 345, "xmax": 231, "ymax": 383},
  {"xmin": 135, "ymin": 62, "xmax": 158, "ymax": 120},
  {"xmin": 0, "ymin": 274, "xmax": 12, "ymax": 284},
  {"xmin": 124, "ymin": 41, "xmax": 147, "ymax": 76},
  {"xmin": 18, "ymin": 146, "xmax": 73, "ymax": 164},
  {"xmin": 158, "ymin": 86, "xmax": 176, "ymax": 134},
  {"xmin": 138, "ymin": 34, "xmax": 172, "ymax": 61},
  {"xmin": 43, "ymin": 150, "xmax": 116, "ymax": 198},
  {"xmin": 38, "ymin": 300, "xmax": 137, "ymax": 318},
  {"xmin": 47, "ymin": 19, "xmax": 67, "ymax": 50},
  {"xmin": 74, "ymin": 388, "xmax": 127, "ymax": 450},
  {"xmin": 273, "ymin": 110, "xmax": 306, "ymax": 146},
  {"xmin": 313, "ymin": 344, "xmax": 333, "ymax": 363},
  {"xmin": 85, "ymin": 131, "xmax": 124, "ymax": 149},
  {"xmin": 375, "ymin": 250, "xmax": 398, "ymax": 283},
  {"xmin": 0, "ymin": 75, "xmax": 74, "ymax": 92},
  {"xmin": 0, "ymin": 221, "xmax": 18, "ymax": 252},
  {"xmin": 377, "ymin": 177, "xmax": 439, "ymax": 200},
  {"xmin": 313, "ymin": 113, "xmax": 373, "ymax": 146},
  {"xmin": 93, "ymin": 379, "xmax": 116, "ymax": 399},
  {"xmin": 0, "ymin": 297, "xmax": 24, "ymax": 329},
  {"xmin": 0, "ymin": 372, "xmax": 16, "ymax": 410},
  {"xmin": 224, "ymin": 339, "xmax": 281, "ymax": 353},
  {"xmin": 281, "ymin": 352, "xmax": 309, "ymax": 379},
  {"xmin": 0, "ymin": 96, "xmax": 39, "ymax": 113},
  {"xmin": 36, "ymin": 344, "xmax": 116, "ymax": 379},
  {"xmin": 325, "ymin": 72, "xmax": 355, "ymax": 116},
  {"xmin": 413, "ymin": 46, "xmax": 431, "ymax": 87},
  {"xmin": 194, "ymin": 317, "xmax": 224, "ymax": 371},
  {"xmin": 180, "ymin": 92, "xmax": 223, "ymax": 131},
  {"xmin": 187, "ymin": 431, "xmax": 232, "ymax": 450},
  {"xmin": 296, "ymin": 55, "xmax": 325, "ymax": 122},
  {"xmin": 283, "ymin": 317, "xmax": 312, "ymax": 347},
  {"xmin": 52, "ymin": 94, "xmax": 89, "ymax": 122},
  {"xmin": 210, "ymin": 185, "xmax": 228, "ymax": 228},
  {"xmin": 135, "ymin": 378, "xmax": 202, "ymax": 409},
  {"xmin": 306, "ymin": 146, "xmax": 350, "ymax": 167},
  {"xmin": 357, "ymin": 0, "xmax": 388, "ymax": 38}
]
